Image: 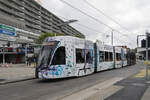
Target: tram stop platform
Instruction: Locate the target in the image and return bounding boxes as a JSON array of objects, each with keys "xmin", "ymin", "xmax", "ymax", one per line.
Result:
[
  {"xmin": 105, "ymin": 69, "xmax": 150, "ymax": 100},
  {"xmin": 60, "ymin": 68, "xmax": 150, "ymax": 100},
  {"xmin": 0, "ymin": 64, "xmax": 35, "ymax": 85}
]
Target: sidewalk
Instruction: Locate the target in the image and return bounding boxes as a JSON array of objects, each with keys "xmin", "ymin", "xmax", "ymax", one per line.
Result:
[
  {"xmin": 0, "ymin": 64, "xmax": 35, "ymax": 85},
  {"xmin": 60, "ymin": 65, "xmax": 150, "ymax": 100},
  {"xmin": 105, "ymin": 68, "xmax": 150, "ymax": 100}
]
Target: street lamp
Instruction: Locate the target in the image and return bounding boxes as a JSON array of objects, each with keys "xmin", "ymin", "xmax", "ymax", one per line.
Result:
[
  {"xmin": 57, "ymin": 19, "xmax": 78, "ymax": 36},
  {"xmin": 57, "ymin": 19, "xmax": 78, "ymax": 27}
]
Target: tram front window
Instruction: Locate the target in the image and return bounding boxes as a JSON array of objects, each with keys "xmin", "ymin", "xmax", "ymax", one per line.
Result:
[{"xmin": 37, "ymin": 41, "xmax": 59, "ymax": 68}]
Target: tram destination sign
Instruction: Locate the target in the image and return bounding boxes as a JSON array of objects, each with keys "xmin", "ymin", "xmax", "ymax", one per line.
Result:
[{"xmin": 0, "ymin": 24, "xmax": 16, "ymax": 36}]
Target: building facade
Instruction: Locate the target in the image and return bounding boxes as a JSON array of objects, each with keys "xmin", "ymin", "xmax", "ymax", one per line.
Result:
[
  {"xmin": 0, "ymin": 0, "xmax": 84, "ymax": 42},
  {"xmin": 0, "ymin": 0, "xmax": 85, "ymax": 64}
]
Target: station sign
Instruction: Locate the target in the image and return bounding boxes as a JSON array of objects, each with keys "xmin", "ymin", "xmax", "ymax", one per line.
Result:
[
  {"xmin": 0, "ymin": 29, "xmax": 15, "ymax": 36},
  {"xmin": 0, "ymin": 34, "xmax": 16, "ymax": 41},
  {"xmin": 0, "ymin": 24, "xmax": 16, "ymax": 36},
  {"xmin": 0, "ymin": 47, "xmax": 34, "ymax": 54}
]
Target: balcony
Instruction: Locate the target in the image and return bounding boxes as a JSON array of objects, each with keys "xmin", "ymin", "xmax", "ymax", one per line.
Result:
[
  {"xmin": 41, "ymin": 14, "xmax": 52, "ymax": 22},
  {"xmin": 24, "ymin": 10, "xmax": 39, "ymax": 20},
  {"xmin": 23, "ymin": 1, "xmax": 40, "ymax": 16},
  {"xmin": 25, "ymin": 22, "xmax": 40, "ymax": 29},
  {"xmin": 12, "ymin": 0, "xmax": 25, "ymax": 7},
  {"xmin": 24, "ymin": 0, "xmax": 40, "ymax": 11},
  {"xmin": 0, "ymin": 0, "xmax": 24, "ymax": 13},
  {"xmin": 41, "ymin": 19, "xmax": 52, "ymax": 26},
  {"xmin": 41, "ymin": 23, "xmax": 51, "ymax": 31},
  {"xmin": 40, "ymin": 27, "xmax": 52, "ymax": 33}
]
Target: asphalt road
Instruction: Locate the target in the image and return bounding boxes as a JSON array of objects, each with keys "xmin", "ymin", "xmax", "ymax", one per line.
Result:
[{"xmin": 0, "ymin": 62, "xmax": 144, "ymax": 100}]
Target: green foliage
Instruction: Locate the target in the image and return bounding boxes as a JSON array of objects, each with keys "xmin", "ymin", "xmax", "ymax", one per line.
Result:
[
  {"xmin": 75, "ymin": 34, "xmax": 85, "ymax": 39},
  {"xmin": 36, "ymin": 32, "xmax": 64, "ymax": 44}
]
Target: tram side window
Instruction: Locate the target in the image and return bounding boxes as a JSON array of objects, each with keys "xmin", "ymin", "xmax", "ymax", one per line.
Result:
[
  {"xmin": 125, "ymin": 54, "xmax": 127, "ymax": 59},
  {"xmin": 104, "ymin": 52, "xmax": 113, "ymax": 61},
  {"xmin": 116, "ymin": 53, "xmax": 121, "ymax": 61},
  {"xmin": 51, "ymin": 47, "xmax": 66, "ymax": 65},
  {"xmin": 116, "ymin": 53, "xmax": 119, "ymax": 61},
  {"xmin": 105, "ymin": 52, "xmax": 109, "ymax": 61},
  {"xmin": 76, "ymin": 49, "xmax": 85, "ymax": 63},
  {"xmin": 99, "ymin": 51, "xmax": 104, "ymax": 62},
  {"xmin": 109, "ymin": 52, "xmax": 113, "ymax": 61},
  {"xmin": 86, "ymin": 50, "xmax": 92, "ymax": 64},
  {"xmin": 119, "ymin": 53, "xmax": 122, "ymax": 60}
]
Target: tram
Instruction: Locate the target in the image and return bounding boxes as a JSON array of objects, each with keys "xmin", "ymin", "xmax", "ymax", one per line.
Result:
[
  {"xmin": 36, "ymin": 36, "xmax": 94, "ymax": 79},
  {"xmin": 95, "ymin": 41, "xmax": 114, "ymax": 72},
  {"xmin": 114, "ymin": 46, "xmax": 122, "ymax": 68},
  {"xmin": 36, "ymin": 36, "xmax": 136, "ymax": 79},
  {"xmin": 122, "ymin": 47, "xmax": 128, "ymax": 67}
]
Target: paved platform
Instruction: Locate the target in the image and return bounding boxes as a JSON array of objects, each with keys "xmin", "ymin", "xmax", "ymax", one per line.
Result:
[
  {"xmin": 0, "ymin": 64, "xmax": 35, "ymax": 84},
  {"xmin": 59, "ymin": 64, "xmax": 150, "ymax": 100},
  {"xmin": 105, "ymin": 69, "xmax": 150, "ymax": 100},
  {"xmin": 142, "ymin": 85, "xmax": 150, "ymax": 100}
]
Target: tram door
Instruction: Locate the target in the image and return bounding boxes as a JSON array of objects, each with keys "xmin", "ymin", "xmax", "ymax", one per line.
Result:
[
  {"xmin": 94, "ymin": 43, "xmax": 97, "ymax": 72},
  {"xmin": 0, "ymin": 54, "xmax": 2, "ymax": 63}
]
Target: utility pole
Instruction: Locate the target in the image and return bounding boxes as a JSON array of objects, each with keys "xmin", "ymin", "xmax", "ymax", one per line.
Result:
[
  {"xmin": 111, "ymin": 30, "xmax": 113, "ymax": 46},
  {"xmin": 146, "ymin": 32, "xmax": 149, "ymax": 80},
  {"xmin": 3, "ymin": 46, "xmax": 5, "ymax": 64},
  {"xmin": 25, "ymin": 44, "xmax": 28, "ymax": 64},
  {"xmin": 137, "ymin": 35, "xmax": 139, "ymax": 48}
]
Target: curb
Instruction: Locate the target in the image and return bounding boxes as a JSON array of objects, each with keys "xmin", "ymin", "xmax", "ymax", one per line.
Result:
[{"xmin": 0, "ymin": 77, "xmax": 36, "ymax": 85}]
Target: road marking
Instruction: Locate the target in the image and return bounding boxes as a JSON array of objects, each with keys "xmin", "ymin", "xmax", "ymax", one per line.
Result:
[
  {"xmin": 134, "ymin": 69, "xmax": 150, "ymax": 78},
  {"xmin": 59, "ymin": 77, "xmax": 123, "ymax": 100}
]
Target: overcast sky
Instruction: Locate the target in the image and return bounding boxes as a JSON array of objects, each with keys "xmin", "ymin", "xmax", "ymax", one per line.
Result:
[{"xmin": 39, "ymin": 0, "xmax": 150, "ymax": 48}]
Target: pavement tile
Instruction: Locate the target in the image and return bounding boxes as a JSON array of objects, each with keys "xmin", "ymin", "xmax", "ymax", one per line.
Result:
[
  {"xmin": 0, "ymin": 64, "xmax": 35, "ymax": 84},
  {"xmin": 105, "ymin": 70, "xmax": 150, "ymax": 100}
]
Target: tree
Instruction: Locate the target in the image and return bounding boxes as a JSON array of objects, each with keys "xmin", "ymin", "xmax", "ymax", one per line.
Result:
[
  {"xmin": 75, "ymin": 34, "xmax": 85, "ymax": 39},
  {"xmin": 36, "ymin": 32, "xmax": 64, "ymax": 44}
]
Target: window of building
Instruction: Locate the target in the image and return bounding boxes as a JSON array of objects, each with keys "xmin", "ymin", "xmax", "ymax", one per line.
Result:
[
  {"xmin": 51, "ymin": 47, "xmax": 66, "ymax": 65},
  {"xmin": 76, "ymin": 49, "xmax": 85, "ymax": 63}
]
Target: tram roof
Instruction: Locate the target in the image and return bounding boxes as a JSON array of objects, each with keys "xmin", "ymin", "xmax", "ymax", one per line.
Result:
[{"xmin": 44, "ymin": 36, "xmax": 92, "ymax": 43}]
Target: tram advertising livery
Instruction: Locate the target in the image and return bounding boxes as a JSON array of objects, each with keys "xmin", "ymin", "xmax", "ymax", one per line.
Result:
[{"xmin": 36, "ymin": 36, "xmax": 136, "ymax": 79}]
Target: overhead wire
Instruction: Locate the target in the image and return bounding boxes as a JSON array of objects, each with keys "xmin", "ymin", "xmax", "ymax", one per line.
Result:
[
  {"xmin": 60, "ymin": 0, "xmax": 129, "ymax": 37},
  {"xmin": 84, "ymin": 0, "xmax": 132, "ymax": 34},
  {"xmin": 57, "ymin": 15, "xmax": 107, "ymax": 35},
  {"xmin": 58, "ymin": 15, "xmax": 132, "ymax": 47},
  {"xmin": 59, "ymin": 0, "xmax": 133, "ymax": 46}
]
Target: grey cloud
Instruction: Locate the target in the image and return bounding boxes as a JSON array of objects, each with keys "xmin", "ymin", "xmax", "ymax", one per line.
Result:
[{"xmin": 41, "ymin": 0, "xmax": 150, "ymax": 48}]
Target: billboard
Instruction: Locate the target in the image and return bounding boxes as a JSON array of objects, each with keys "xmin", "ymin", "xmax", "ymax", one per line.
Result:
[{"xmin": 0, "ymin": 24, "xmax": 16, "ymax": 36}]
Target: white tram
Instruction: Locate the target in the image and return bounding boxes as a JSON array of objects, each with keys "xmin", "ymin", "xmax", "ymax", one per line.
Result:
[
  {"xmin": 95, "ymin": 41, "xmax": 114, "ymax": 72},
  {"xmin": 36, "ymin": 36, "xmax": 135, "ymax": 79},
  {"xmin": 37, "ymin": 36, "xmax": 94, "ymax": 79},
  {"xmin": 114, "ymin": 46, "xmax": 122, "ymax": 68},
  {"xmin": 122, "ymin": 47, "xmax": 127, "ymax": 67}
]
